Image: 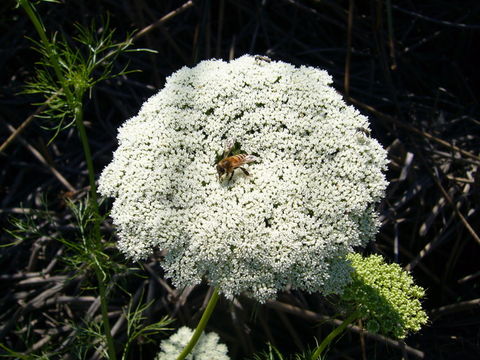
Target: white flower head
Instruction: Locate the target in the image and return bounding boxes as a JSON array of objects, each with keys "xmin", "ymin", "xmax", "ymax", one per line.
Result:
[
  {"xmin": 99, "ymin": 55, "xmax": 388, "ymax": 302},
  {"xmin": 156, "ymin": 327, "xmax": 230, "ymax": 360}
]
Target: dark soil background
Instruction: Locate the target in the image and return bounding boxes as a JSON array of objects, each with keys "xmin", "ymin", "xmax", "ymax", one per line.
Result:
[{"xmin": 1, "ymin": 0, "xmax": 479, "ymax": 359}]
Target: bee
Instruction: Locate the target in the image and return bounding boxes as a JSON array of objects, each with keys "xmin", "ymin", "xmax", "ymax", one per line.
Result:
[{"xmin": 216, "ymin": 138, "xmax": 257, "ymax": 182}]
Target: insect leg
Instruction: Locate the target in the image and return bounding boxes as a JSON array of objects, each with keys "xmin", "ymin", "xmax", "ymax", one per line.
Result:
[{"xmin": 239, "ymin": 167, "xmax": 250, "ymax": 176}]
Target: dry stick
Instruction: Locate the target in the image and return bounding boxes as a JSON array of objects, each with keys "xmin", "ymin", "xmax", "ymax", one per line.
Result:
[
  {"xmin": 27, "ymin": 325, "xmax": 71, "ymax": 353},
  {"xmin": 385, "ymin": 0, "xmax": 397, "ymax": 70},
  {"xmin": 0, "ymin": 272, "xmax": 42, "ymax": 281},
  {"xmin": 3, "ymin": 122, "xmax": 75, "ymax": 192},
  {"xmin": 175, "ymin": 286, "xmax": 196, "ymax": 316},
  {"xmin": 373, "ymin": 0, "xmax": 401, "ymax": 116},
  {"xmin": 145, "ymin": 276, "xmax": 157, "ymax": 323},
  {"xmin": 391, "ymin": 4, "xmax": 480, "ymax": 29},
  {"xmin": 348, "ymin": 97, "xmax": 480, "ymax": 163},
  {"xmin": 344, "ymin": 0, "xmax": 354, "ymax": 98},
  {"xmin": 267, "ymin": 300, "xmax": 425, "ymax": 359},
  {"xmin": 358, "ymin": 319, "xmax": 367, "ymax": 360},
  {"xmin": 0, "ymin": 96, "xmax": 54, "ymax": 153},
  {"xmin": 430, "ymin": 298, "xmax": 480, "ymax": 320},
  {"xmin": 18, "ymin": 275, "xmax": 69, "ymax": 286},
  {"xmin": 132, "ymin": 0, "xmax": 195, "ymax": 41},
  {"xmin": 144, "ymin": 263, "xmax": 176, "ymax": 297},
  {"xmin": 26, "ymin": 240, "xmax": 42, "ymax": 272},
  {"xmin": 429, "ymin": 167, "xmax": 480, "ymax": 246},
  {"xmin": 232, "ymin": 298, "xmax": 255, "ymax": 354},
  {"xmin": 0, "ymin": 281, "xmax": 68, "ymax": 340},
  {"xmin": 405, "ymin": 212, "xmax": 457, "ymax": 272},
  {"xmin": 228, "ymin": 35, "xmax": 236, "ymax": 60},
  {"xmin": 446, "ymin": 175, "xmax": 475, "ymax": 184},
  {"xmin": 44, "ymin": 246, "xmax": 64, "ymax": 274},
  {"xmin": 418, "ymin": 193, "xmax": 449, "ymax": 237},
  {"xmin": 0, "ymin": 207, "xmax": 47, "ymax": 214},
  {"xmin": 458, "ymin": 270, "xmax": 480, "ymax": 284},
  {"xmin": 413, "ymin": 149, "xmax": 480, "ymax": 247}
]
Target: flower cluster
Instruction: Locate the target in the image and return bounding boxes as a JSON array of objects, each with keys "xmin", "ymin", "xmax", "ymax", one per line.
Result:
[
  {"xmin": 342, "ymin": 253, "xmax": 428, "ymax": 339},
  {"xmin": 99, "ymin": 55, "xmax": 388, "ymax": 302},
  {"xmin": 156, "ymin": 327, "xmax": 229, "ymax": 360}
]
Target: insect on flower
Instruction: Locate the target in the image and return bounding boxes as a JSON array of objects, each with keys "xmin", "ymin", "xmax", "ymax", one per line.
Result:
[
  {"xmin": 255, "ymin": 55, "xmax": 272, "ymax": 63},
  {"xmin": 356, "ymin": 127, "xmax": 371, "ymax": 136},
  {"xmin": 216, "ymin": 138, "xmax": 257, "ymax": 182}
]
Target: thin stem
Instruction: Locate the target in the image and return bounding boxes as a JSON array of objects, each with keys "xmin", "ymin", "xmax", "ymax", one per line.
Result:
[
  {"xmin": 20, "ymin": 0, "xmax": 98, "ymax": 202},
  {"xmin": 312, "ymin": 311, "xmax": 360, "ymax": 360},
  {"xmin": 73, "ymin": 103, "xmax": 99, "ymax": 204},
  {"xmin": 19, "ymin": 2, "xmax": 115, "ymax": 359},
  {"xmin": 94, "ymin": 264, "xmax": 117, "ymax": 360},
  {"xmin": 176, "ymin": 287, "xmax": 220, "ymax": 360},
  {"xmin": 20, "ymin": 0, "xmax": 76, "ymax": 110}
]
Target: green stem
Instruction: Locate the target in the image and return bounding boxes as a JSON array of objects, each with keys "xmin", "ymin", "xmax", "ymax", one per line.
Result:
[
  {"xmin": 20, "ymin": 0, "xmax": 98, "ymax": 200},
  {"xmin": 94, "ymin": 264, "xmax": 117, "ymax": 360},
  {"xmin": 74, "ymin": 105, "xmax": 114, "ymax": 358},
  {"xmin": 20, "ymin": 2, "xmax": 115, "ymax": 359},
  {"xmin": 311, "ymin": 311, "xmax": 360, "ymax": 360},
  {"xmin": 176, "ymin": 287, "xmax": 220, "ymax": 360},
  {"xmin": 73, "ymin": 103, "xmax": 99, "ymax": 203},
  {"xmin": 20, "ymin": 0, "xmax": 76, "ymax": 109}
]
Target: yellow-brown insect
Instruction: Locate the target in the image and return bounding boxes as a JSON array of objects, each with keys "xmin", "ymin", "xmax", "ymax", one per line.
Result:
[{"xmin": 216, "ymin": 139, "xmax": 257, "ymax": 181}]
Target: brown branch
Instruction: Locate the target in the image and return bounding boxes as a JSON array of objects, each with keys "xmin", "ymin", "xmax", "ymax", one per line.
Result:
[
  {"xmin": 344, "ymin": 0, "xmax": 354, "ymax": 98},
  {"xmin": 267, "ymin": 300, "xmax": 425, "ymax": 359},
  {"xmin": 429, "ymin": 168, "xmax": 480, "ymax": 246},
  {"xmin": 3, "ymin": 122, "xmax": 76, "ymax": 192},
  {"xmin": 348, "ymin": 97, "xmax": 480, "ymax": 163},
  {"xmin": 0, "ymin": 96, "xmax": 55, "ymax": 154},
  {"xmin": 133, "ymin": 0, "xmax": 195, "ymax": 41},
  {"xmin": 431, "ymin": 298, "xmax": 480, "ymax": 320}
]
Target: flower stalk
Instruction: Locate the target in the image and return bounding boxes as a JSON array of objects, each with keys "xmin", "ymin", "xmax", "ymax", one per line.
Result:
[
  {"xmin": 19, "ymin": 1, "xmax": 115, "ymax": 358},
  {"xmin": 176, "ymin": 287, "xmax": 220, "ymax": 360},
  {"xmin": 311, "ymin": 311, "xmax": 360, "ymax": 360}
]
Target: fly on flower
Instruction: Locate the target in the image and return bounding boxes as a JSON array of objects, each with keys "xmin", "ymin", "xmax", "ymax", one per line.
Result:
[
  {"xmin": 215, "ymin": 138, "xmax": 257, "ymax": 182},
  {"xmin": 355, "ymin": 127, "xmax": 371, "ymax": 136},
  {"xmin": 255, "ymin": 55, "xmax": 272, "ymax": 63}
]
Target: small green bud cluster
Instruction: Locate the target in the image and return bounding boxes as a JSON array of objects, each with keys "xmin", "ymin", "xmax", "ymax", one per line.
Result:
[{"xmin": 342, "ymin": 253, "xmax": 428, "ymax": 339}]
